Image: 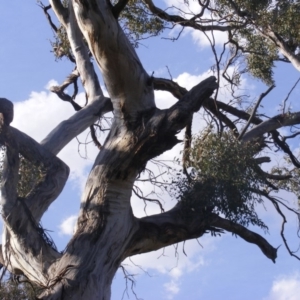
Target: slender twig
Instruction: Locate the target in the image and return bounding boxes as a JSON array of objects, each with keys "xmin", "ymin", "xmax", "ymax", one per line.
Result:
[
  {"xmin": 238, "ymin": 85, "xmax": 275, "ymax": 140},
  {"xmin": 282, "ymin": 76, "xmax": 300, "ymax": 113}
]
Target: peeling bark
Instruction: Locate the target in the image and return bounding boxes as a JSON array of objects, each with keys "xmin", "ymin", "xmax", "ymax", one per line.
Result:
[{"xmin": 1, "ymin": 0, "xmax": 295, "ymax": 299}]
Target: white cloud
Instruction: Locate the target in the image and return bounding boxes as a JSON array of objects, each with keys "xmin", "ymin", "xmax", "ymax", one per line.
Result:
[
  {"xmin": 164, "ymin": 280, "xmax": 180, "ymax": 299},
  {"xmin": 164, "ymin": 0, "xmax": 202, "ymax": 16},
  {"xmin": 155, "ymin": 90, "xmax": 177, "ymax": 109},
  {"xmin": 124, "ymin": 237, "xmax": 212, "ymax": 274},
  {"xmin": 175, "ymin": 71, "xmax": 212, "ymax": 90},
  {"xmin": 59, "ymin": 215, "xmax": 77, "ymax": 236},
  {"xmin": 190, "ymin": 28, "xmax": 228, "ymax": 48},
  {"xmin": 45, "ymin": 79, "xmax": 59, "ymax": 90},
  {"xmin": 264, "ymin": 272, "xmax": 300, "ymax": 300},
  {"xmin": 122, "ymin": 236, "xmax": 217, "ymax": 298},
  {"xmin": 11, "ymin": 82, "xmax": 100, "ymax": 188},
  {"xmin": 164, "ymin": 0, "xmax": 228, "ymax": 48}
]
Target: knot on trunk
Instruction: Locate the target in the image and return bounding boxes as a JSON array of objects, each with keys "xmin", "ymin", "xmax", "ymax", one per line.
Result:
[{"xmin": 0, "ymin": 98, "xmax": 14, "ymax": 125}]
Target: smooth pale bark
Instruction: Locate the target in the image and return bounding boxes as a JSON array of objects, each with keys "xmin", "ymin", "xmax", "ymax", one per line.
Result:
[
  {"xmin": 41, "ymin": 97, "xmax": 112, "ymax": 155},
  {"xmin": 266, "ymin": 30, "xmax": 300, "ymax": 72},
  {"xmin": 72, "ymin": 0, "xmax": 155, "ymax": 119},
  {"xmin": 242, "ymin": 112, "xmax": 300, "ymax": 142},
  {"xmin": 0, "ymin": 1, "xmax": 286, "ymax": 299}
]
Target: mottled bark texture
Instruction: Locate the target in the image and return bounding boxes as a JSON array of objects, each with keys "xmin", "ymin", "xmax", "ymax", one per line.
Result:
[{"xmin": 0, "ymin": 1, "xmax": 280, "ymax": 299}]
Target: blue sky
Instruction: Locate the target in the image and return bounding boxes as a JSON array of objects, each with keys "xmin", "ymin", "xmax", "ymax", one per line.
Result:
[{"xmin": 1, "ymin": 1, "xmax": 300, "ymax": 300}]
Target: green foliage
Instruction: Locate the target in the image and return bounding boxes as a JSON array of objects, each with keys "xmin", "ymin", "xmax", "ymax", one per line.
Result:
[
  {"xmin": 50, "ymin": 25, "xmax": 72, "ymax": 60},
  {"xmin": 270, "ymin": 156, "xmax": 300, "ymax": 202},
  {"xmin": 17, "ymin": 157, "xmax": 44, "ymax": 198},
  {"xmin": 0, "ymin": 277, "xmax": 37, "ymax": 300},
  {"xmin": 47, "ymin": 0, "xmax": 165, "ymax": 59},
  {"xmin": 271, "ymin": 1, "xmax": 300, "ymax": 43},
  {"xmin": 172, "ymin": 130, "xmax": 268, "ymax": 229},
  {"xmin": 244, "ymin": 33, "xmax": 277, "ymax": 85},
  {"xmin": 214, "ymin": 0, "xmax": 300, "ymax": 84},
  {"xmin": 118, "ymin": 0, "xmax": 165, "ymax": 47}
]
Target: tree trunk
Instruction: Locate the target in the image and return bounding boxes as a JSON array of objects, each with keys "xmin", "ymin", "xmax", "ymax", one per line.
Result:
[{"xmin": 0, "ymin": 1, "xmax": 279, "ymax": 299}]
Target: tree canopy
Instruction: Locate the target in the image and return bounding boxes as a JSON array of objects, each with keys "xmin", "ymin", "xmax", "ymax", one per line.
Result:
[{"xmin": 1, "ymin": 0, "xmax": 300, "ymax": 299}]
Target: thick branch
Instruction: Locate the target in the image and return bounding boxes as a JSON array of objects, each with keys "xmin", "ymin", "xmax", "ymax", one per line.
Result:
[
  {"xmin": 0, "ymin": 117, "xmax": 63, "ymax": 280},
  {"xmin": 49, "ymin": 0, "xmax": 69, "ymax": 26},
  {"xmin": 125, "ymin": 207, "xmax": 277, "ymax": 262},
  {"xmin": 50, "ymin": 0, "xmax": 104, "ymax": 105},
  {"xmin": 164, "ymin": 77, "xmax": 217, "ymax": 131},
  {"xmin": 50, "ymin": 69, "xmax": 82, "ymax": 111},
  {"xmin": 65, "ymin": 1, "xmax": 103, "ymax": 103},
  {"xmin": 41, "ymin": 97, "xmax": 112, "ymax": 155},
  {"xmin": 0, "ymin": 116, "xmax": 19, "ymax": 215},
  {"xmin": 153, "ymin": 77, "xmax": 187, "ymax": 99},
  {"xmin": 210, "ymin": 214, "xmax": 277, "ymax": 262},
  {"xmin": 72, "ymin": 0, "xmax": 155, "ymax": 118},
  {"xmin": 112, "ymin": 0, "xmax": 129, "ymax": 18},
  {"xmin": 124, "ymin": 205, "xmax": 212, "ymax": 258},
  {"xmin": 152, "ymin": 78, "xmax": 262, "ymax": 129},
  {"xmin": 255, "ymin": 156, "xmax": 271, "ymax": 164},
  {"xmin": 266, "ymin": 30, "xmax": 300, "ymax": 72},
  {"xmin": 242, "ymin": 112, "xmax": 300, "ymax": 142},
  {"xmin": 205, "ymin": 98, "xmax": 263, "ymax": 125},
  {"xmin": 271, "ymin": 130, "xmax": 300, "ymax": 168},
  {"xmin": 0, "ymin": 125, "xmax": 69, "ymax": 221},
  {"xmin": 132, "ymin": 76, "xmax": 217, "ymax": 164},
  {"xmin": 45, "ymin": 1, "xmax": 113, "ymax": 155}
]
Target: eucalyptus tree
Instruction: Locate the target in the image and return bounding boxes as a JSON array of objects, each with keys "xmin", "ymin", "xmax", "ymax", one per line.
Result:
[{"xmin": 1, "ymin": 0, "xmax": 300, "ymax": 299}]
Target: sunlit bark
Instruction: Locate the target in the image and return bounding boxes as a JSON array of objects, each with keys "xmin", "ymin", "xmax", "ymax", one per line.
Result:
[{"xmin": 1, "ymin": 0, "xmax": 298, "ymax": 299}]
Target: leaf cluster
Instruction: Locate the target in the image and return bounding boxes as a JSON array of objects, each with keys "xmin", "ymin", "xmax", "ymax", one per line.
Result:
[
  {"xmin": 215, "ymin": 0, "xmax": 300, "ymax": 84},
  {"xmin": 48, "ymin": 0, "xmax": 165, "ymax": 60},
  {"xmin": 50, "ymin": 25, "xmax": 72, "ymax": 60},
  {"xmin": 271, "ymin": 156, "xmax": 300, "ymax": 204},
  {"xmin": 0, "ymin": 277, "xmax": 37, "ymax": 300},
  {"xmin": 172, "ymin": 130, "xmax": 268, "ymax": 229},
  {"xmin": 17, "ymin": 157, "xmax": 44, "ymax": 198},
  {"xmin": 118, "ymin": 0, "xmax": 165, "ymax": 47}
]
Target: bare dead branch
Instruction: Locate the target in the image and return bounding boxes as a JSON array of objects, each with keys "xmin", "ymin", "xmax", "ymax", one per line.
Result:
[
  {"xmin": 50, "ymin": 69, "xmax": 82, "ymax": 111},
  {"xmin": 262, "ymin": 172, "xmax": 292, "ymax": 181},
  {"xmin": 255, "ymin": 156, "xmax": 271, "ymax": 164},
  {"xmin": 271, "ymin": 130, "xmax": 300, "ymax": 168},
  {"xmin": 203, "ymin": 99, "xmax": 238, "ymax": 135},
  {"xmin": 90, "ymin": 125, "xmax": 102, "ymax": 150},
  {"xmin": 133, "ymin": 187, "xmax": 164, "ymax": 213},
  {"xmin": 281, "ymin": 76, "xmax": 300, "ymax": 113},
  {"xmin": 238, "ymin": 85, "xmax": 275, "ymax": 140},
  {"xmin": 41, "ymin": 97, "xmax": 112, "ymax": 155},
  {"xmin": 265, "ymin": 194, "xmax": 300, "ymax": 260},
  {"xmin": 153, "ymin": 77, "xmax": 187, "ymax": 99},
  {"xmin": 0, "ymin": 124, "xmax": 69, "ymax": 221},
  {"xmin": 39, "ymin": 4, "xmax": 58, "ymax": 32},
  {"xmin": 40, "ymin": 2, "xmax": 75, "ymax": 63},
  {"xmin": 144, "ymin": 0, "xmax": 245, "ymax": 32}
]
